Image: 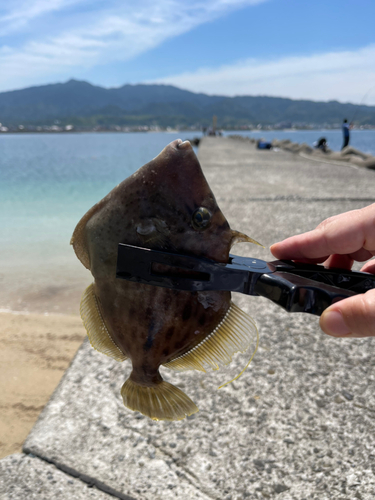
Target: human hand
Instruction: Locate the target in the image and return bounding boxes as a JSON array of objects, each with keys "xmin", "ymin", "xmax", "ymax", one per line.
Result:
[{"xmin": 270, "ymin": 204, "xmax": 375, "ymax": 337}]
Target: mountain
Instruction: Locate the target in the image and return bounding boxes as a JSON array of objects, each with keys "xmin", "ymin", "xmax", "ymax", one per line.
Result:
[{"xmin": 1, "ymin": 79, "xmax": 374, "ymax": 128}]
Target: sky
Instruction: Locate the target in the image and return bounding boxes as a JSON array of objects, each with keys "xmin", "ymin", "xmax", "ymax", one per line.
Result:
[{"xmin": 1, "ymin": 0, "xmax": 375, "ymax": 104}]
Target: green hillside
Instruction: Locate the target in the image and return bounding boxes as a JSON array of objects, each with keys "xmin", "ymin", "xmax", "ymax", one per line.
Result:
[{"xmin": 1, "ymin": 79, "xmax": 374, "ymax": 128}]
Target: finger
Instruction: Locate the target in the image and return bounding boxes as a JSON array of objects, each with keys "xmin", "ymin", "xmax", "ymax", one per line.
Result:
[
  {"xmin": 292, "ymin": 256, "xmax": 329, "ymax": 264},
  {"xmin": 320, "ymin": 288, "xmax": 375, "ymax": 337},
  {"xmin": 270, "ymin": 232, "xmax": 322, "ymax": 260},
  {"xmin": 349, "ymin": 248, "xmax": 374, "ymax": 262},
  {"xmin": 323, "ymin": 254, "xmax": 353, "ymax": 270},
  {"xmin": 361, "ymin": 259, "xmax": 375, "ymax": 273},
  {"xmin": 271, "ymin": 204, "xmax": 375, "ymax": 261}
]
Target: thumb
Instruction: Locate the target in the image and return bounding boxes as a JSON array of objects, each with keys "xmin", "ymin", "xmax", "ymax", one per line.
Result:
[{"xmin": 320, "ymin": 289, "xmax": 375, "ymax": 337}]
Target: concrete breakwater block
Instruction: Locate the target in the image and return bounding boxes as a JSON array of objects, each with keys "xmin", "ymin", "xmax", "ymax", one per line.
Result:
[
  {"xmin": 271, "ymin": 138, "xmax": 375, "ymax": 168},
  {"xmin": 23, "ymin": 202, "xmax": 375, "ymax": 499},
  {"xmin": 228, "ymin": 134, "xmax": 375, "ymax": 168},
  {"xmin": 23, "ymin": 339, "xmax": 213, "ymax": 500},
  {"xmin": 11, "ymin": 138, "xmax": 375, "ymax": 499},
  {"xmin": 22, "ymin": 307, "xmax": 375, "ymax": 500},
  {"xmin": 0, "ymin": 454, "xmax": 114, "ymax": 500}
]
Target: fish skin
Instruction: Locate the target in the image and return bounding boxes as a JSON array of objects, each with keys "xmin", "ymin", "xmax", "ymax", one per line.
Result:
[{"xmin": 72, "ymin": 139, "xmax": 251, "ymax": 417}]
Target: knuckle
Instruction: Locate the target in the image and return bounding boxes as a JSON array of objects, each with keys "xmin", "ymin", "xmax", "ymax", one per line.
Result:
[
  {"xmin": 317, "ymin": 217, "xmax": 334, "ymax": 231},
  {"xmin": 350, "ymin": 290, "xmax": 375, "ymax": 336}
]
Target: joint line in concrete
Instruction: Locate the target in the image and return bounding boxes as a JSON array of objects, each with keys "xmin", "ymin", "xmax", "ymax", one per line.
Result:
[{"xmin": 23, "ymin": 447, "xmax": 137, "ymax": 500}]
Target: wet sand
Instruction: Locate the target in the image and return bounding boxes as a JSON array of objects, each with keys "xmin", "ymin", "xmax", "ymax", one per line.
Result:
[
  {"xmin": 0, "ymin": 311, "xmax": 86, "ymax": 459},
  {"xmin": 0, "ymin": 243, "xmax": 91, "ymax": 458}
]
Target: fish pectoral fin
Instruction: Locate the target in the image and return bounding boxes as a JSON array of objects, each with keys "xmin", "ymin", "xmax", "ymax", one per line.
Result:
[
  {"xmin": 230, "ymin": 230, "xmax": 264, "ymax": 248},
  {"xmin": 164, "ymin": 302, "xmax": 259, "ymax": 381},
  {"xmin": 121, "ymin": 377, "xmax": 198, "ymax": 421},
  {"xmin": 80, "ymin": 283, "xmax": 127, "ymax": 362}
]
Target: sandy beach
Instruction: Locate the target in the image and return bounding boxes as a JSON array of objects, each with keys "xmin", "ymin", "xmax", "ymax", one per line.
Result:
[{"xmin": 0, "ymin": 311, "xmax": 86, "ymax": 459}]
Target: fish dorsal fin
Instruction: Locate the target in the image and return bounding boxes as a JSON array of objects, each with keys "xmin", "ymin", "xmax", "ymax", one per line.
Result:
[
  {"xmin": 70, "ymin": 197, "xmax": 108, "ymax": 270},
  {"xmin": 164, "ymin": 302, "xmax": 258, "ymax": 376},
  {"xmin": 80, "ymin": 283, "xmax": 127, "ymax": 362}
]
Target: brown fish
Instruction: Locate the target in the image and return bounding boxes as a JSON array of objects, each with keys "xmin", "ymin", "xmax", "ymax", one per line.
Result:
[{"xmin": 71, "ymin": 139, "xmax": 259, "ymax": 421}]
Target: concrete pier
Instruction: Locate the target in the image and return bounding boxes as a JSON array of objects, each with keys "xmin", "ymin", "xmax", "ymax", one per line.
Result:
[{"xmin": 1, "ymin": 137, "xmax": 375, "ymax": 500}]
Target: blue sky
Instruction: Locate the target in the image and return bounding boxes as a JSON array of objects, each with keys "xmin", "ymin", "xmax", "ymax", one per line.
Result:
[{"xmin": 1, "ymin": 0, "xmax": 375, "ymax": 103}]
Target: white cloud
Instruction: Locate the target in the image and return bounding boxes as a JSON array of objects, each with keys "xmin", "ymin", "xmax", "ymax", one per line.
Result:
[
  {"xmin": 152, "ymin": 45, "xmax": 375, "ymax": 104},
  {"xmin": 0, "ymin": 0, "xmax": 86, "ymax": 35},
  {"xmin": 0, "ymin": 0, "xmax": 269, "ymax": 91}
]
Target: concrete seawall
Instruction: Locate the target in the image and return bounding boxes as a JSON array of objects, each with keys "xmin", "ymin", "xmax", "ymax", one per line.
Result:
[{"xmin": 1, "ymin": 136, "xmax": 375, "ymax": 500}]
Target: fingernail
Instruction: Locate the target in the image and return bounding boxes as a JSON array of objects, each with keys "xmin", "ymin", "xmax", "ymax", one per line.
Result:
[{"xmin": 321, "ymin": 311, "xmax": 351, "ymax": 337}]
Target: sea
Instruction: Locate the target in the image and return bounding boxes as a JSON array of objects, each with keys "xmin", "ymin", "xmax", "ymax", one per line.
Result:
[{"xmin": 1, "ymin": 129, "xmax": 375, "ymax": 313}]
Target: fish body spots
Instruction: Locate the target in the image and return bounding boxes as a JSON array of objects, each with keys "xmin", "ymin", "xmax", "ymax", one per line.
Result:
[
  {"xmin": 129, "ymin": 307, "xmax": 136, "ymax": 317},
  {"xmin": 144, "ymin": 311, "xmax": 162, "ymax": 351},
  {"xmin": 184, "ymin": 203, "xmax": 193, "ymax": 215},
  {"xmin": 163, "ymin": 295, "xmax": 171, "ymax": 310},
  {"xmin": 144, "ymin": 335, "xmax": 154, "ymax": 351},
  {"xmin": 173, "ymin": 339, "xmax": 185, "ymax": 350},
  {"xmin": 165, "ymin": 326, "xmax": 175, "ymax": 340},
  {"xmin": 182, "ymin": 303, "xmax": 192, "ymax": 321}
]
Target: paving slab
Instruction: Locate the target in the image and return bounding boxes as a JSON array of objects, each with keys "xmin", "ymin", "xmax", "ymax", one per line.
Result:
[
  {"xmin": 0, "ymin": 453, "xmax": 115, "ymax": 500},
  {"xmin": 22, "ymin": 137, "xmax": 375, "ymax": 500}
]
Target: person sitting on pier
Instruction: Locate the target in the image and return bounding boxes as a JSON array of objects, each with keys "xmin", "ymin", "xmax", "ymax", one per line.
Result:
[
  {"xmin": 257, "ymin": 138, "xmax": 272, "ymax": 150},
  {"xmin": 314, "ymin": 137, "xmax": 328, "ymax": 153}
]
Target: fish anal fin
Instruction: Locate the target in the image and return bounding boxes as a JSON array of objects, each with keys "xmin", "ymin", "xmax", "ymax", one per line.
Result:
[
  {"xmin": 80, "ymin": 283, "xmax": 127, "ymax": 362},
  {"xmin": 164, "ymin": 302, "xmax": 258, "ymax": 374},
  {"xmin": 121, "ymin": 378, "xmax": 198, "ymax": 421}
]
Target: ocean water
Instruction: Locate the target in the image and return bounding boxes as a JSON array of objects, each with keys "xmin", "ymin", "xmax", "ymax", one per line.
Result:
[
  {"xmin": 0, "ymin": 132, "xmax": 201, "ymax": 312},
  {"xmin": 1, "ymin": 129, "xmax": 374, "ymax": 313},
  {"xmin": 1, "ymin": 132, "xmax": 199, "ymax": 250}
]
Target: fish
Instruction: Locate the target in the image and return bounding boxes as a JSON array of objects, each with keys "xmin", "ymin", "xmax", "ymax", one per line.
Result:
[{"xmin": 71, "ymin": 139, "xmax": 259, "ymax": 421}]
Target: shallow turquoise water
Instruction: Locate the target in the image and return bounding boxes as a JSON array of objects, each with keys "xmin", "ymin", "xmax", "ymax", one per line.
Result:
[
  {"xmin": 1, "ymin": 132, "xmax": 199, "ymax": 249},
  {"xmin": 0, "ymin": 132, "xmax": 200, "ymax": 311}
]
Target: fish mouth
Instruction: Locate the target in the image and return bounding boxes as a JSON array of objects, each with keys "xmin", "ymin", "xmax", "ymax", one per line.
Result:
[{"xmin": 170, "ymin": 138, "xmax": 192, "ymax": 151}]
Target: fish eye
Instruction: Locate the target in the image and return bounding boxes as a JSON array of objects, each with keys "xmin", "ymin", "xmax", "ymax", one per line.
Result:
[{"xmin": 191, "ymin": 207, "xmax": 212, "ymax": 231}]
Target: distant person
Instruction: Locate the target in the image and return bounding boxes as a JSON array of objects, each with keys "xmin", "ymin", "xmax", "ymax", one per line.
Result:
[
  {"xmin": 342, "ymin": 119, "xmax": 350, "ymax": 150},
  {"xmin": 314, "ymin": 137, "xmax": 328, "ymax": 153},
  {"xmin": 257, "ymin": 138, "xmax": 272, "ymax": 150}
]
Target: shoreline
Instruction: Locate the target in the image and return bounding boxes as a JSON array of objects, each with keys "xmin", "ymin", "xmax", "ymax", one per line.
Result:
[
  {"xmin": 1, "ymin": 126, "xmax": 375, "ymax": 135},
  {"xmin": 0, "ymin": 265, "xmax": 87, "ymax": 458},
  {"xmin": 0, "ymin": 307, "xmax": 79, "ymax": 316}
]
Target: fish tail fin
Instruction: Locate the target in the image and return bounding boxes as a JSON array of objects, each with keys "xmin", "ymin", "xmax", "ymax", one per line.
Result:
[{"xmin": 121, "ymin": 377, "xmax": 198, "ymax": 421}]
